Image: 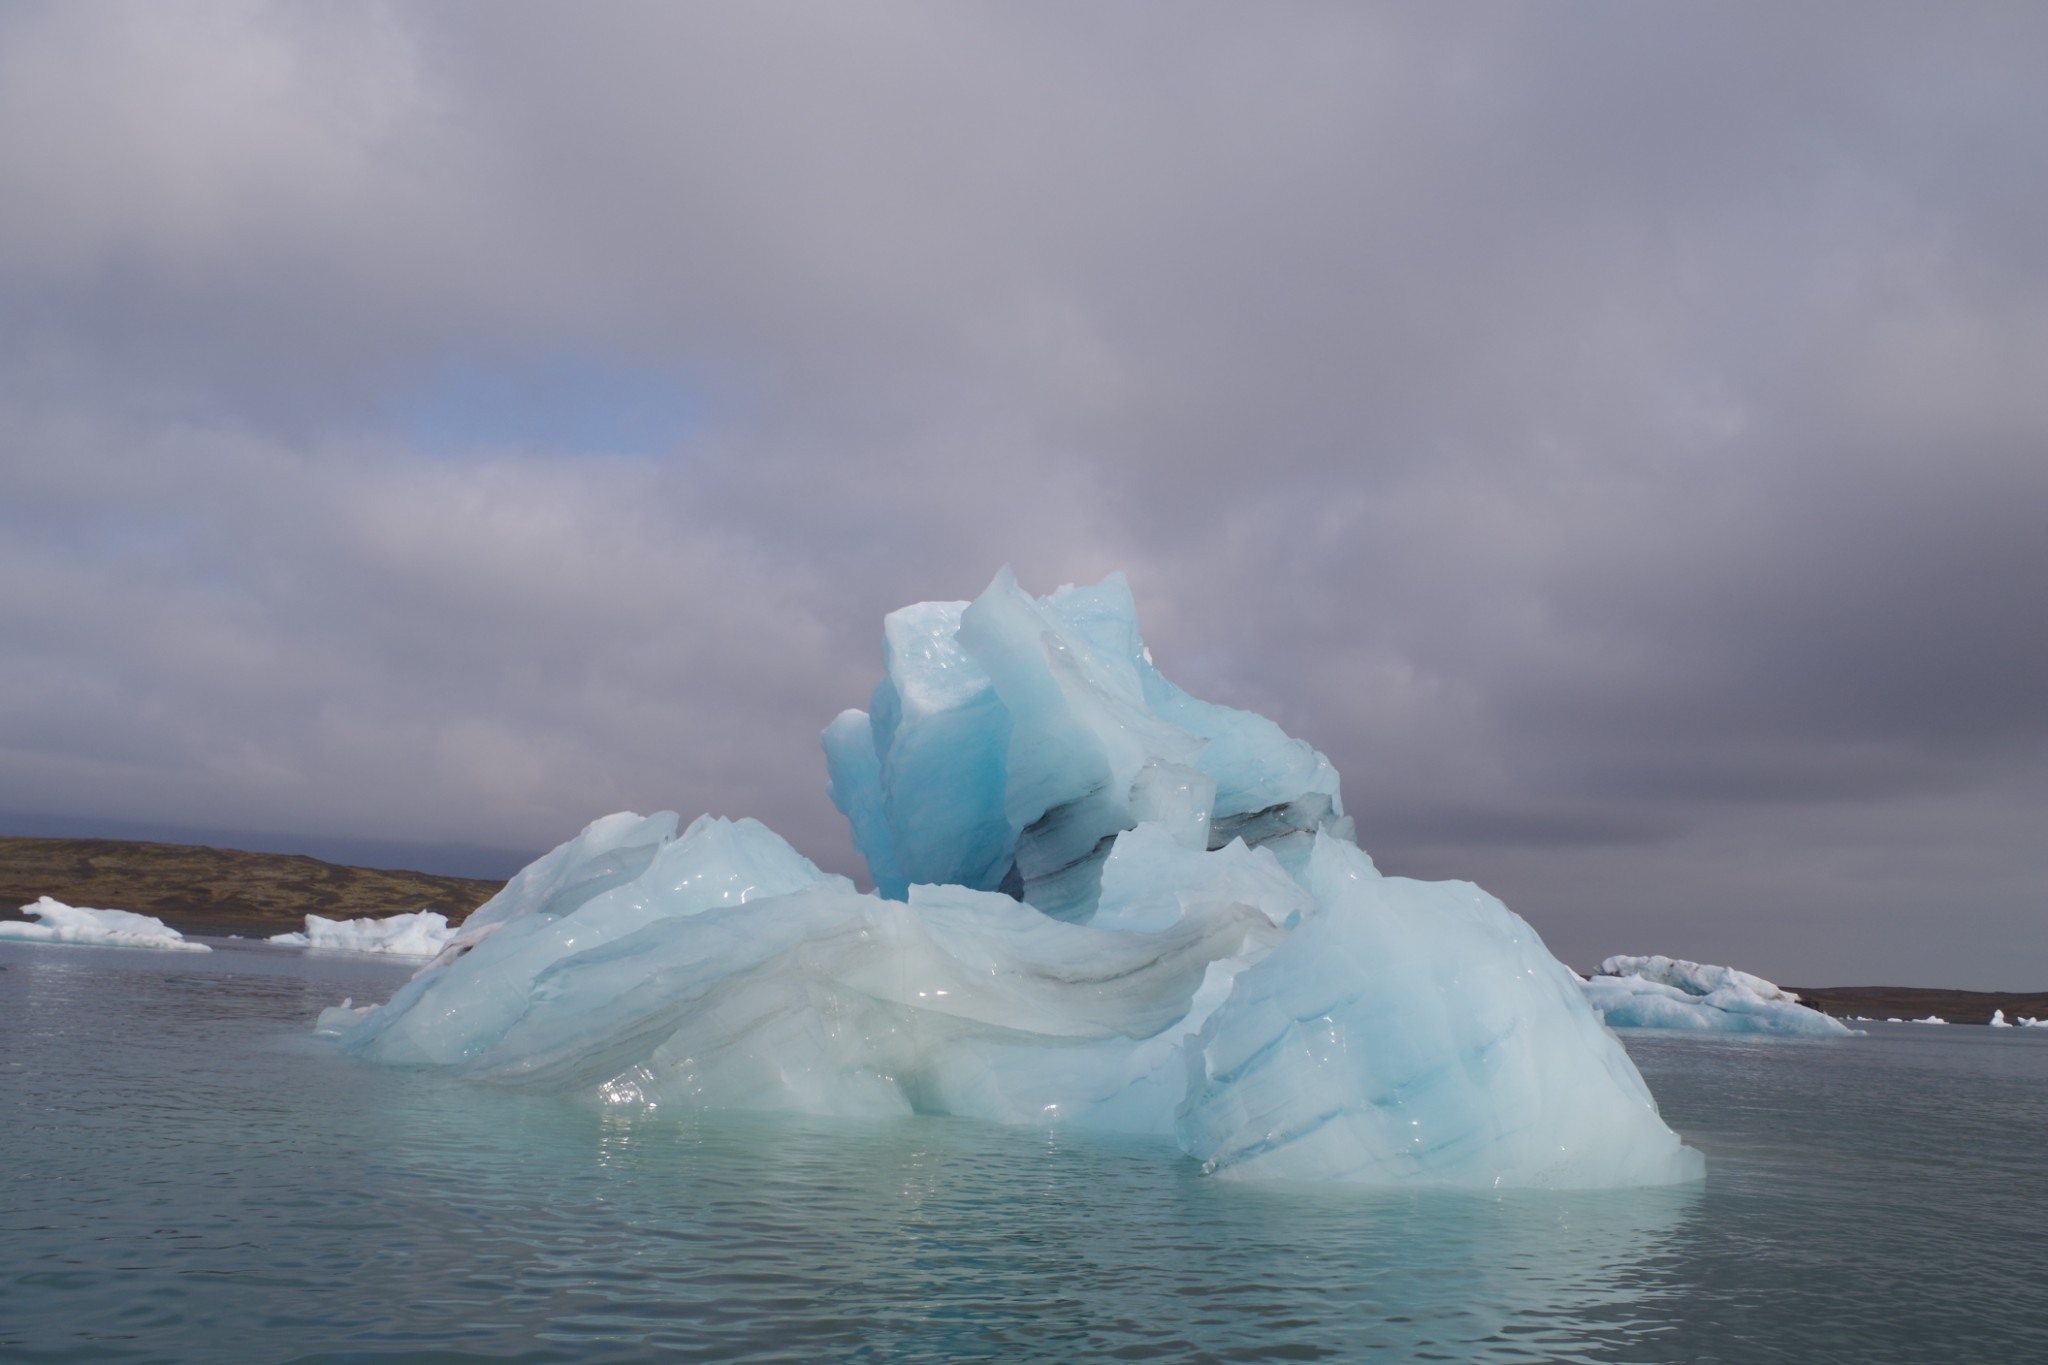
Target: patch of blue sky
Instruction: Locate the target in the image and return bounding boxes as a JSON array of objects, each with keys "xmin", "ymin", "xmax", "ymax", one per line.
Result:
[{"xmin": 396, "ymin": 351, "xmax": 703, "ymax": 459}]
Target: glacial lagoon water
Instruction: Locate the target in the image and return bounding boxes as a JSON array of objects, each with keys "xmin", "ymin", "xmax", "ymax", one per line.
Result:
[{"xmin": 4, "ymin": 938, "xmax": 2045, "ymax": 1364}]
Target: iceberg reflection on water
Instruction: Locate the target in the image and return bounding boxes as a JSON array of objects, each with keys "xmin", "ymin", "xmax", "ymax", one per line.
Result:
[{"xmin": 332, "ymin": 570, "xmax": 1703, "ymax": 1187}]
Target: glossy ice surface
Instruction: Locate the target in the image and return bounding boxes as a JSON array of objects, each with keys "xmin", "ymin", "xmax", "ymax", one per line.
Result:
[{"xmin": 335, "ymin": 571, "xmax": 1702, "ymax": 1187}]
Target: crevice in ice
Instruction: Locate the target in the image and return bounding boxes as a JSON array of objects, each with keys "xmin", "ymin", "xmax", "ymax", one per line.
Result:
[
  {"xmin": 1208, "ymin": 794, "xmax": 1334, "ymax": 850},
  {"xmin": 1204, "ymin": 1102, "xmax": 1351, "ymax": 1174}
]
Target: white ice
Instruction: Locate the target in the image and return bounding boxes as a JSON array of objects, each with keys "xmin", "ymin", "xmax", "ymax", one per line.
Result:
[
  {"xmin": 1580, "ymin": 954, "xmax": 1850, "ymax": 1037},
  {"xmin": 1989, "ymin": 1009, "xmax": 2011, "ymax": 1028},
  {"xmin": 313, "ymin": 997, "xmax": 379, "ymax": 1035},
  {"xmin": 0, "ymin": 896, "xmax": 210, "ymax": 952},
  {"xmin": 270, "ymin": 910, "xmax": 455, "ymax": 958},
  {"xmin": 1911, "ymin": 1015, "xmax": 1948, "ymax": 1025},
  {"xmin": 329, "ymin": 570, "xmax": 1704, "ymax": 1189}
]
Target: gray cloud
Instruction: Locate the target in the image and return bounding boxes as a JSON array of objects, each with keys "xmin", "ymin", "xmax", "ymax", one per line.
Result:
[{"xmin": 2, "ymin": 2, "xmax": 2043, "ymax": 987}]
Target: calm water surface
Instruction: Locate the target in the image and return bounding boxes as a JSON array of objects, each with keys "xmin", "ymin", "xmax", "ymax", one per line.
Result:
[{"xmin": 3, "ymin": 939, "xmax": 2044, "ymax": 1363}]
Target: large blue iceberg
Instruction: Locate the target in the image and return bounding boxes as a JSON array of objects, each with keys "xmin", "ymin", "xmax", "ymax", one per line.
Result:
[{"xmin": 331, "ymin": 571, "xmax": 1703, "ymax": 1188}]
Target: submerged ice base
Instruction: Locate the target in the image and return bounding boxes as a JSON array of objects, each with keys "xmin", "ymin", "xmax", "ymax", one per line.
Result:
[{"xmin": 330, "ymin": 570, "xmax": 1703, "ymax": 1189}]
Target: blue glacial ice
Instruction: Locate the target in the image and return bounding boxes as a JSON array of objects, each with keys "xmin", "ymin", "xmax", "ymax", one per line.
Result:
[
  {"xmin": 1581, "ymin": 954, "xmax": 1851, "ymax": 1036},
  {"xmin": 332, "ymin": 570, "xmax": 1703, "ymax": 1188}
]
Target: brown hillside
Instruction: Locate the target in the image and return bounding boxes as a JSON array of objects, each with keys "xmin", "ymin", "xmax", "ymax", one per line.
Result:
[
  {"xmin": 1784, "ymin": 985, "xmax": 2048, "ymax": 1027},
  {"xmin": 0, "ymin": 836, "xmax": 503, "ymax": 938}
]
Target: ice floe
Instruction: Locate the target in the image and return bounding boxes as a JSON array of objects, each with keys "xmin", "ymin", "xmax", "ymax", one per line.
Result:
[
  {"xmin": 1580, "ymin": 954, "xmax": 1850, "ymax": 1036},
  {"xmin": 270, "ymin": 911, "xmax": 454, "ymax": 958},
  {"xmin": 0, "ymin": 897, "xmax": 210, "ymax": 952}
]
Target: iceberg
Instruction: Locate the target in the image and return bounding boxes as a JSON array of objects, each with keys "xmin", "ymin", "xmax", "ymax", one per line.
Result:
[
  {"xmin": 0, "ymin": 896, "xmax": 211, "ymax": 952},
  {"xmin": 1580, "ymin": 955, "xmax": 1850, "ymax": 1036},
  {"xmin": 270, "ymin": 910, "xmax": 455, "ymax": 958},
  {"xmin": 329, "ymin": 570, "xmax": 1703, "ymax": 1188}
]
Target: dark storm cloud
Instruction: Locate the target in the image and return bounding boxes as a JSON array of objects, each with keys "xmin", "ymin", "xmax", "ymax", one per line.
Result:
[{"xmin": 1, "ymin": 2, "xmax": 2043, "ymax": 985}]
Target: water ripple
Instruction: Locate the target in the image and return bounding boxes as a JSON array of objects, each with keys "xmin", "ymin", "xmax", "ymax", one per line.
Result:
[{"xmin": 4, "ymin": 944, "xmax": 2047, "ymax": 1362}]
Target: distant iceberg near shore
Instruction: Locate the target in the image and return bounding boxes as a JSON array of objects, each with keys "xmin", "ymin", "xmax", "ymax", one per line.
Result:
[
  {"xmin": 329, "ymin": 570, "xmax": 1703, "ymax": 1189},
  {"xmin": 1582, "ymin": 955, "xmax": 1850, "ymax": 1036},
  {"xmin": 0, "ymin": 896, "xmax": 210, "ymax": 952},
  {"xmin": 270, "ymin": 911, "xmax": 454, "ymax": 958}
]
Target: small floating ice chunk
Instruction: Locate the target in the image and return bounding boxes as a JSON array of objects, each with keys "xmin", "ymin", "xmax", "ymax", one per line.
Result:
[
  {"xmin": 1911, "ymin": 1015, "xmax": 1948, "ymax": 1025},
  {"xmin": 270, "ymin": 911, "xmax": 455, "ymax": 958},
  {"xmin": 1581, "ymin": 954, "xmax": 1849, "ymax": 1036},
  {"xmin": 314, "ymin": 997, "xmax": 380, "ymax": 1035},
  {"xmin": 1989, "ymin": 1009, "xmax": 2011, "ymax": 1028},
  {"xmin": 0, "ymin": 896, "xmax": 210, "ymax": 952},
  {"xmin": 2019, "ymin": 1016, "xmax": 2048, "ymax": 1028}
]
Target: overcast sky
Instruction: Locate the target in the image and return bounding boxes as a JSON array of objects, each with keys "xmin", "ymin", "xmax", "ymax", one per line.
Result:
[{"xmin": 3, "ymin": 2, "xmax": 2043, "ymax": 988}]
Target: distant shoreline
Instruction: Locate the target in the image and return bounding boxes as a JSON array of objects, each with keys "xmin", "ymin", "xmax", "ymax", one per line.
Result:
[
  {"xmin": 1776, "ymin": 985, "xmax": 2048, "ymax": 1027},
  {"xmin": 0, "ymin": 835, "xmax": 499, "ymax": 939},
  {"xmin": 4, "ymin": 835, "xmax": 2041, "ymax": 1023}
]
